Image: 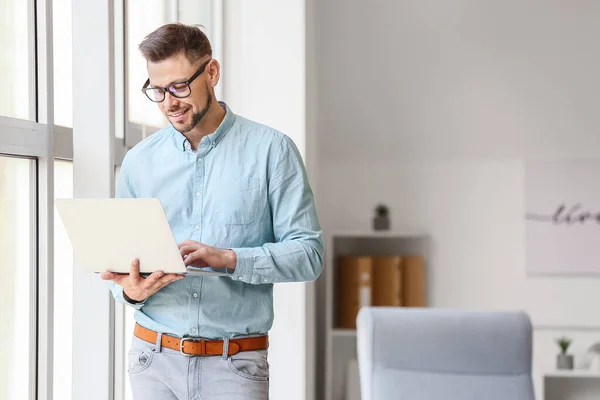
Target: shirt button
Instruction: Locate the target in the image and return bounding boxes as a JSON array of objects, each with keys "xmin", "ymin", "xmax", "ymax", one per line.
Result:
[
  {"xmin": 191, "ymin": 328, "xmax": 197, "ymax": 333},
  {"xmin": 192, "ymin": 292, "xmax": 199, "ymax": 298},
  {"xmin": 194, "ymin": 225, "xmax": 200, "ymax": 231},
  {"xmin": 195, "ymin": 191, "xmax": 201, "ymax": 197}
]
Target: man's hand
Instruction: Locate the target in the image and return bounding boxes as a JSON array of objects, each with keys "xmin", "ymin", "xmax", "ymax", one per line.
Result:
[
  {"xmin": 178, "ymin": 240, "xmax": 237, "ymax": 270},
  {"xmin": 100, "ymin": 259, "xmax": 185, "ymax": 302}
]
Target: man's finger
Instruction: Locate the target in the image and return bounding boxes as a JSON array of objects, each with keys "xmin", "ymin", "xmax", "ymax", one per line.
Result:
[
  {"xmin": 179, "ymin": 245, "xmax": 196, "ymax": 257},
  {"xmin": 100, "ymin": 271, "xmax": 116, "ymax": 280},
  {"xmin": 100, "ymin": 271, "xmax": 127, "ymax": 285},
  {"xmin": 130, "ymin": 258, "xmax": 141, "ymax": 279},
  {"xmin": 178, "ymin": 239, "xmax": 195, "ymax": 248},
  {"xmin": 184, "ymin": 251, "xmax": 208, "ymax": 267},
  {"xmin": 151, "ymin": 274, "xmax": 185, "ymax": 291},
  {"xmin": 183, "ymin": 251, "xmax": 198, "ymax": 266},
  {"xmin": 143, "ymin": 270, "xmax": 165, "ymax": 287}
]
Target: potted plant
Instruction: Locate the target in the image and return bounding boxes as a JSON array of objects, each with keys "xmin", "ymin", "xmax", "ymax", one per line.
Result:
[
  {"xmin": 556, "ymin": 336, "xmax": 574, "ymax": 370},
  {"xmin": 373, "ymin": 204, "xmax": 390, "ymax": 231}
]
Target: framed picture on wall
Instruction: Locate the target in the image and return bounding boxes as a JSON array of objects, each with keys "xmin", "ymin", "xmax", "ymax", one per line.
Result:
[{"xmin": 525, "ymin": 158, "xmax": 600, "ymax": 275}]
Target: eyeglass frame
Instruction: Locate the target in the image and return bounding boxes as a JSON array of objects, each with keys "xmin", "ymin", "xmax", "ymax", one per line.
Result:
[{"xmin": 141, "ymin": 58, "xmax": 212, "ymax": 103}]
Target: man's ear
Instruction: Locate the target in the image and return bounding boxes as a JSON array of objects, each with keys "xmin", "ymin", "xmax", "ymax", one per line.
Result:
[{"xmin": 207, "ymin": 59, "xmax": 220, "ymax": 87}]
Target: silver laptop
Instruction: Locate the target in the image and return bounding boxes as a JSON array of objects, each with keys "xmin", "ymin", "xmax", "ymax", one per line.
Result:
[{"xmin": 55, "ymin": 198, "xmax": 229, "ymax": 276}]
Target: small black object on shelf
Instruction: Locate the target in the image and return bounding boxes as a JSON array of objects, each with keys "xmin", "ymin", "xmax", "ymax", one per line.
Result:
[{"xmin": 373, "ymin": 203, "xmax": 390, "ymax": 231}]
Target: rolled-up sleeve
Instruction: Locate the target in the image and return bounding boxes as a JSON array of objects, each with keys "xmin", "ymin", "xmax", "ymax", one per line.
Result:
[{"xmin": 230, "ymin": 135, "xmax": 324, "ymax": 284}]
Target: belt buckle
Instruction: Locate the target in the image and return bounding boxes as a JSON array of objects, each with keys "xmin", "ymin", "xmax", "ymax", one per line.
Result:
[{"xmin": 179, "ymin": 338, "xmax": 199, "ymax": 356}]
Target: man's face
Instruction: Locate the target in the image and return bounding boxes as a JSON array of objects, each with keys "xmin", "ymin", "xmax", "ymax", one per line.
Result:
[{"xmin": 147, "ymin": 53, "xmax": 212, "ymax": 133}]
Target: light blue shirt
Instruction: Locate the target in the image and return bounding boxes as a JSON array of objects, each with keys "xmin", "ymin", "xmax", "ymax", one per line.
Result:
[{"xmin": 108, "ymin": 103, "xmax": 323, "ymax": 339}]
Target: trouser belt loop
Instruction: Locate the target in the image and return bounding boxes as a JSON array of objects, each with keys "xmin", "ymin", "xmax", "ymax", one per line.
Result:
[
  {"xmin": 154, "ymin": 332, "xmax": 163, "ymax": 353},
  {"xmin": 221, "ymin": 338, "xmax": 230, "ymax": 360}
]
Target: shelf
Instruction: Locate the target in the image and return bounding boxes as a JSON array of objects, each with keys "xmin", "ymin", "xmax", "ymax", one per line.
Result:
[
  {"xmin": 331, "ymin": 329, "xmax": 357, "ymax": 338},
  {"xmin": 322, "ymin": 231, "xmax": 430, "ymax": 400},
  {"xmin": 544, "ymin": 369, "xmax": 600, "ymax": 379}
]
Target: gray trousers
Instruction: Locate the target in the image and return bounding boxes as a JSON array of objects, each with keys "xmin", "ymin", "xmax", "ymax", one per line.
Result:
[{"xmin": 128, "ymin": 335, "xmax": 269, "ymax": 400}]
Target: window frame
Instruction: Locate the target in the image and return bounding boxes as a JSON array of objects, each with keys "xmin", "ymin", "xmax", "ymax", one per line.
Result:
[
  {"xmin": 0, "ymin": 1, "xmax": 74, "ymax": 399},
  {"xmin": 35, "ymin": 0, "xmax": 56, "ymax": 399}
]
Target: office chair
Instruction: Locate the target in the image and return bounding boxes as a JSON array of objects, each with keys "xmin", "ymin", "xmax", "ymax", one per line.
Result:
[{"xmin": 356, "ymin": 307, "xmax": 535, "ymax": 400}]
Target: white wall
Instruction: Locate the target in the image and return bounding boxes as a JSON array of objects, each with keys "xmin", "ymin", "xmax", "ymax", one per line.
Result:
[
  {"xmin": 222, "ymin": 1, "xmax": 311, "ymax": 400},
  {"xmin": 314, "ymin": 0, "xmax": 600, "ymax": 398}
]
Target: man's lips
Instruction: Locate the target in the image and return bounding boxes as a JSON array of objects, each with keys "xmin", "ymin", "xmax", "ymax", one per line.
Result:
[{"xmin": 168, "ymin": 108, "xmax": 189, "ymax": 121}]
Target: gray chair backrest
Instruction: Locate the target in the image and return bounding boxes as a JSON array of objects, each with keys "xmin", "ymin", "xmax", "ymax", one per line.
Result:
[{"xmin": 356, "ymin": 307, "xmax": 535, "ymax": 400}]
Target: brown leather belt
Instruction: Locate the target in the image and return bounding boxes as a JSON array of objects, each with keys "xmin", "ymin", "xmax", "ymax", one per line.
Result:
[{"xmin": 134, "ymin": 323, "xmax": 268, "ymax": 356}]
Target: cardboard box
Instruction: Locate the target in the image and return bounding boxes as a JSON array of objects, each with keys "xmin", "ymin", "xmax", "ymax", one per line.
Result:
[
  {"xmin": 371, "ymin": 255, "xmax": 402, "ymax": 306},
  {"xmin": 402, "ymin": 255, "xmax": 426, "ymax": 307},
  {"xmin": 336, "ymin": 256, "xmax": 372, "ymax": 329}
]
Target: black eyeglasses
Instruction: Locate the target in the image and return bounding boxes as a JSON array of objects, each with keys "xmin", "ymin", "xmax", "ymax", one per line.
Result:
[{"xmin": 141, "ymin": 59, "xmax": 212, "ymax": 103}]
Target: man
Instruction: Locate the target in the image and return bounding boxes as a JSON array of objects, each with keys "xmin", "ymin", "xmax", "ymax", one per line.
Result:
[{"xmin": 101, "ymin": 23, "xmax": 323, "ymax": 400}]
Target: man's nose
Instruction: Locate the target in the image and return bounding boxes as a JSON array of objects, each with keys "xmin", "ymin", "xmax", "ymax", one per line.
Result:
[{"xmin": 163, "ymin": 92, "xmax": 180, "ymax": 110}]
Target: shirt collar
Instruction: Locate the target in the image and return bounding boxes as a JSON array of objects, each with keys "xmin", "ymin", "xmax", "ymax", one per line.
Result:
[{"xmin": 172, "ymin": 101, "xmax": 235, "ymax": 152}]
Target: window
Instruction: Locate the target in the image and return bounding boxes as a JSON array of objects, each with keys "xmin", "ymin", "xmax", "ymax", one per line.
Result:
[
  {"xmin": 126, "ymin": 0, "xmax": 169, "ymax": 128},
  {"xmin": 53, "ymin": 0, "xmax": 73, "ymax": 127},
  {"xmin": 178, "ymin": 0, "xmax": 214, "ymax": 30},
  {"xmin": 3, "ymin": 0, "xmax": 222, "ymax": 397},
  {"xmin": 124, "ymin": 0, "xmax": 221, "ymax": 137},
  {"xmin": 2, "ymin": 0, "xmax": 71, "ymax": 397},
  {"xmin": 0, "ymin": 156, "xmax": 36, "ymax": 400},
  {"xmin": 53, "ymin": 160, "xmax": 74, "ymax": 400},
  {"xmin": 0, "ymin": 0, "xmax": 32, "ymax": 120}
]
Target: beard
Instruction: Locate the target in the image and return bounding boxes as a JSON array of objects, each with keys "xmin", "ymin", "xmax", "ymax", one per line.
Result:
[{"xmin": 170, "ymin": 91, "xmax": 212, "ymax": 134}]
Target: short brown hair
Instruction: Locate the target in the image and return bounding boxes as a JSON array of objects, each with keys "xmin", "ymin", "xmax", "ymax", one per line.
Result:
[{"xmin": 139, "ymin": 23, "xmax": 212, "ymax": 64}]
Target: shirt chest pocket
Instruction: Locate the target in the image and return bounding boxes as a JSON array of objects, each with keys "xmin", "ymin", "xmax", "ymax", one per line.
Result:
[{"xmin": 212, "ymin": 177, "xmax": 263, "ymax": 226}]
